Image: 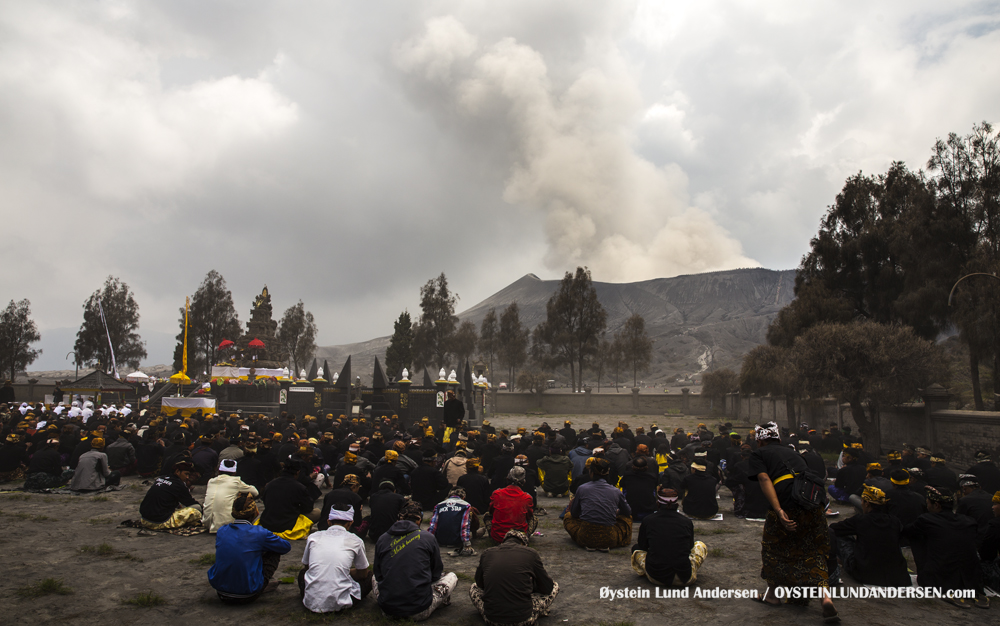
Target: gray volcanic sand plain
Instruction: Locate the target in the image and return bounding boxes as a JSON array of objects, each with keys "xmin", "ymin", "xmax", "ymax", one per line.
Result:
[{"xmin": 0, "ymin": 414, "xmax": 986, "ymax": 625}]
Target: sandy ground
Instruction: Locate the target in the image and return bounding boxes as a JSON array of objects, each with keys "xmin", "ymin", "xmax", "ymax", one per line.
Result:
[{"xmin": 0, "ymin": 414, "xmax": 990, "ymax": 625}]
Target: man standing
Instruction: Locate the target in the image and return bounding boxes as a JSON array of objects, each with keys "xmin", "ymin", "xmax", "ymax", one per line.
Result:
[
  {"xmin": 299, "ymin": 503, "xmax": 373, "ymax": 614},
  {"xmin": 373, "ymin": 500, "xmax": 457, "ymax": 621},
  {"xmin": 442, "ymin": 390, "xmax": 464, "ymax": 449},
  {"xmin": 470, "ymin": 529, "xmax": 558, "ymax": 626}
]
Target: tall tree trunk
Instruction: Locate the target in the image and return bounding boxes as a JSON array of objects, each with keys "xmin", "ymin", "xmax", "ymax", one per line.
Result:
[
  {"xmin": 785, "ymin": 396, "xmax": 797, "ymax": 432},
  {"xmin": 971, "ymin": 348, "xmax": 984, "ymax": 410},
  {"xmin": 569, "ymin": 363, "xmax": 577, "ymax": 393},
  {"xmin": 848, "ymin": 397, "xmax": 878, "ymax": 455},
  {"xmin": 994, "ymin": 352, "xmax": 1000, "ymax": 411}
]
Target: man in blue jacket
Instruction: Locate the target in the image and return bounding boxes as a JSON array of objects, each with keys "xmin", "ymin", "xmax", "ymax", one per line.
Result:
[{"xmin": 208, "ymin": 493, "xmax": 291, "ymax": 604}]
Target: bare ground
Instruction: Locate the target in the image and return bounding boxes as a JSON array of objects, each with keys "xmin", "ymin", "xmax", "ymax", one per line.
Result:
[{"xmin": 0, "ymin": 414, "xmax": 989, "ymax": 625}]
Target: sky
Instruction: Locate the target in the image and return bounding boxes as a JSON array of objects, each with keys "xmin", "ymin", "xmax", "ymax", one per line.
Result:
[{"xmin": 3, "ymin": 0, "xmax": 999, "ymax": 370}]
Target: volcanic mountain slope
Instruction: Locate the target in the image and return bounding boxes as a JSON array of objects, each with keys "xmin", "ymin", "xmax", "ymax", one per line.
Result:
[{"xmin": 316, "ymin": 268, "xmax": 796, "ymax": 386}]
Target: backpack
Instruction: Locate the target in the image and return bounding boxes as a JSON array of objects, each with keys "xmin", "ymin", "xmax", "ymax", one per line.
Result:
[{"xmin": 783, "ymin": 459, "xmax": 827, "ymax": 510}]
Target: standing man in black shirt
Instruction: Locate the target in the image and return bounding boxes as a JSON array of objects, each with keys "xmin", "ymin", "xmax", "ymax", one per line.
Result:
[
  {"xmin": 749, "ymin": 421, "xmax": 838, "ymax": 621},
  {"xmin": 442, "ymin": 391, "xmax": 464, "ymax": 451}
]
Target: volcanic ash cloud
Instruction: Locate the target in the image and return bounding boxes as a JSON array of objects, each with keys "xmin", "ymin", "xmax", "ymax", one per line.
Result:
[{"xmin": 396, "ymin": 16, "xmax": 758, "ymax": 281}]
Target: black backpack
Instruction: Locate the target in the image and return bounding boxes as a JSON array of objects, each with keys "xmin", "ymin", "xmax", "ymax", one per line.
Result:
[{"xmin": 783, "ymin": 459, "xmax": 827, "ymax": 510}]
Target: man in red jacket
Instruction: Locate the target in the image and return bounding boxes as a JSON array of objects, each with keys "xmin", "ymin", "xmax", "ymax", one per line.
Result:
[{"xmin": 488, "ymin": 466, "xmax": 536, "ymax": 543}]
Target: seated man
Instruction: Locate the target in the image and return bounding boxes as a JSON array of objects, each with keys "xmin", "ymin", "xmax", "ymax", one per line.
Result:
[
  {"xmin": 631, "ymin": 487, "xmax": 708, "ymax": 586},
  {"xmin": 956, "ymin": 474, "xmax": 995, "ymax": 533},
  {"xmin": 258, "ymin": 459, "xmax": 319, "ymax": 540},
  {"xmin": 563, "ymin": 458, "xmax": 632, "ymax": 552},
  {"xmin": 106, "ymin": 433, "xmax": 137, "ymax": 475},
  {"xmin": 456, "ymin": 457, "xmax": 491, "ymax": 516},
  {"xmin": 828, "ymin": 448, "xmax": 866, "ymax": 503},
  {"xmin": 207, "ymin": 494, "xmax": 291, "ymax": 604},
  {"xmin": 203, "ymin": 458, "xmax": 259, "ymax": 533},
  {"xmin": 24, "ymin": 437, "xmax": 72, "ymax": 490},
  {"xmin": 885, "ymin": 469, "xmax": 926, "ymax": 528},
  {"xmin": 470, "ymin": 529, "xmax": 558, "ymax": 626},
  {"xmin": 139, "ymin": 460, "xmax": 203, "ymax": 529},
  {"xmin": 298, "ymin": 503, "xmax": 373, "ymax": 614},
  {"xmin": 619, "ymin": 457, "xmax": 658, "ymax": 522},
  {"xmin": 980, "ymin": 491, "xmax": 1000, "ymax": 594},
  {"xmin": 903, "ymin": 486, "xmax": 988, "ymax": 609},
  {"xmin": 846, "ymin": 463, "xmax": 894, "ymax": 515},
  {"xmin": 830, "ymin": 485, "xmax": 910, "ymax": 587},
  {"xmin": 70, "ymin": 436, "xmax": 121, "ymax": 491},
  {"xmin": 429, "ymin": 487, "xmax": 481, "ymax": 556},
  {"xmin": 318, "ymin": 474, "xmax": 366, "ymax": 536},
  {"xmin": 681, "ymin": 462, "xmax": 719, "ymax": 519},
  {"xmin": 367, "ymin": 480, "xmax": 406, "ymax": 544},
  {"xmin": 488, "ymin": 467, "xmax": 536, "ymax": 543},
  {"xmin": 536, "ymin": 445, "xmax": 573, "ymax": 497},
  {"xmin": 373, "ymin": 500, "xmax": 457, "ymax": 621}
]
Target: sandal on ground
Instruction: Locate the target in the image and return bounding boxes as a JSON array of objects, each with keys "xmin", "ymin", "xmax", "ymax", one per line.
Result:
[
  {"xmin": 822, "ymin": 605, "xmax": 840, "ymax": 623},
  {"xmin": 752, "ymin": 596, "xmax": 781, "ymax": 607},
  {"xmin": 943, "ymin": 597, "xmax": 972, "ymax": 610}
]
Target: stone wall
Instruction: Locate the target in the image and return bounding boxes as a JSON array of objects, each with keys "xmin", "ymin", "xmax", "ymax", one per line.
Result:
[
  {"xmin": 730, "ymin": 387, "xmax": 1000, "ymax": 469},
  {"xmin": 879, "ymin": 405, "xmax": 1000, "ymax": 469},
  {"xmin": 723, "ymin": 394, "xmax": 849, "ymax": 430},
  {"xmin": 495, "ymin": 389, "xmax": 712, "ymax": 416}
]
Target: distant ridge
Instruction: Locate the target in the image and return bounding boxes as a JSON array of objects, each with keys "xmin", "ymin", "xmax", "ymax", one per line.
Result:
[{"xmin": 316, "ymin": 268, "xmax": 796, "ymax": 385}]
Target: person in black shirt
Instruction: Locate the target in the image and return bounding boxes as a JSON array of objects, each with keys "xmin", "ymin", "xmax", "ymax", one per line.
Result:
[
  {"xmin": 956, "ymin": 474, "xmax": 994, "ymax": 533},
  {"xmin": 726, "ymin": 447, "xmax": 767, "ymax": 520},
  {"xmin": 926, "ymin": 454, "xmax": 959, "ymax": 492},
  {"xmin": 620, "ymin": 458, "xmax": 658, "ymax": 522},
  {"xmin": 980, "ymin": 492, "xmax": 1000, "ymax": 594},
  {"xmin": 367, "ymin": 481, "xmax": 405, "ymax": 544},
  {"xmin": 258, "ymin": 460, "xmax": 318, "ymax": 540},
  {"xmin": 885, "ymin": 469, "xmax": 926, "ymax": 530},
  {"xmin": 749, "ymin": 421, "xmax": 838, "ymax": 621},
  {"xmin": 471, "ymin": 529, "xmax": 558, "ymax": 625},
  {"xmin": 456, "ymin": 458, "xmax": 491, "ymax": 516},
  {"xmin": 903, "ymin": 486, "xmax": 988, "ymax": 609},
  {"xmin": 966, "ymin": 451, "xmax": 1000, "ymax": 495},
  {"xmin": 830, "ymin": 485, "xmax": 910, "ymax": 587},
  {"xmin": 681, "ymin": 463, "xmax": 719, "ymax": 519},
  {"xmin": 630, "ymin": 486, "xmax": 707, "ymax": 585},
  {"xmin": 411, "ymin": 450, "xmax": 449, "ymax": 510},
  {"xmin": 829, "ymin": 449, "xmax": 866, "ymax": 504},
  {"xmin": 319, "ymin": 474, "xmax": 365, "ymax": 535},
  {"xmin": 372, "ymin": 450, "xmax": 409, "ymax": 495},
  {"xmin": 139, "ymin": 460, "xmax": 203, "ymax": 529},
  {"xmin": 442, "ymin": 391, "xmax": 464, "ymax": 450}
]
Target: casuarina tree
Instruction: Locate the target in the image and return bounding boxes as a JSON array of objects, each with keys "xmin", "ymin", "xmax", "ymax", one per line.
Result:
[{"xmin": 75, "ymin": 276, "xmax": 146, "ymax": 373}]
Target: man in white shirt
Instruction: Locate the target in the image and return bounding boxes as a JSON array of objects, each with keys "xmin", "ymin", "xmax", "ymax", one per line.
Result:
[
  {"xmin": 298, "ymin": 504, "xmax": 373, "ymax": 613},
  {"xmin": 203, "ymin": 459, "xmax": 259, "ymax": 533}
]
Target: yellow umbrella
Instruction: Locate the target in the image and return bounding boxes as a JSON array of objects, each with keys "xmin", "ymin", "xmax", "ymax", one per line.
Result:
[{"xmin": 169, "ymin": 372, "xmax": 192, "ymax": 385}]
